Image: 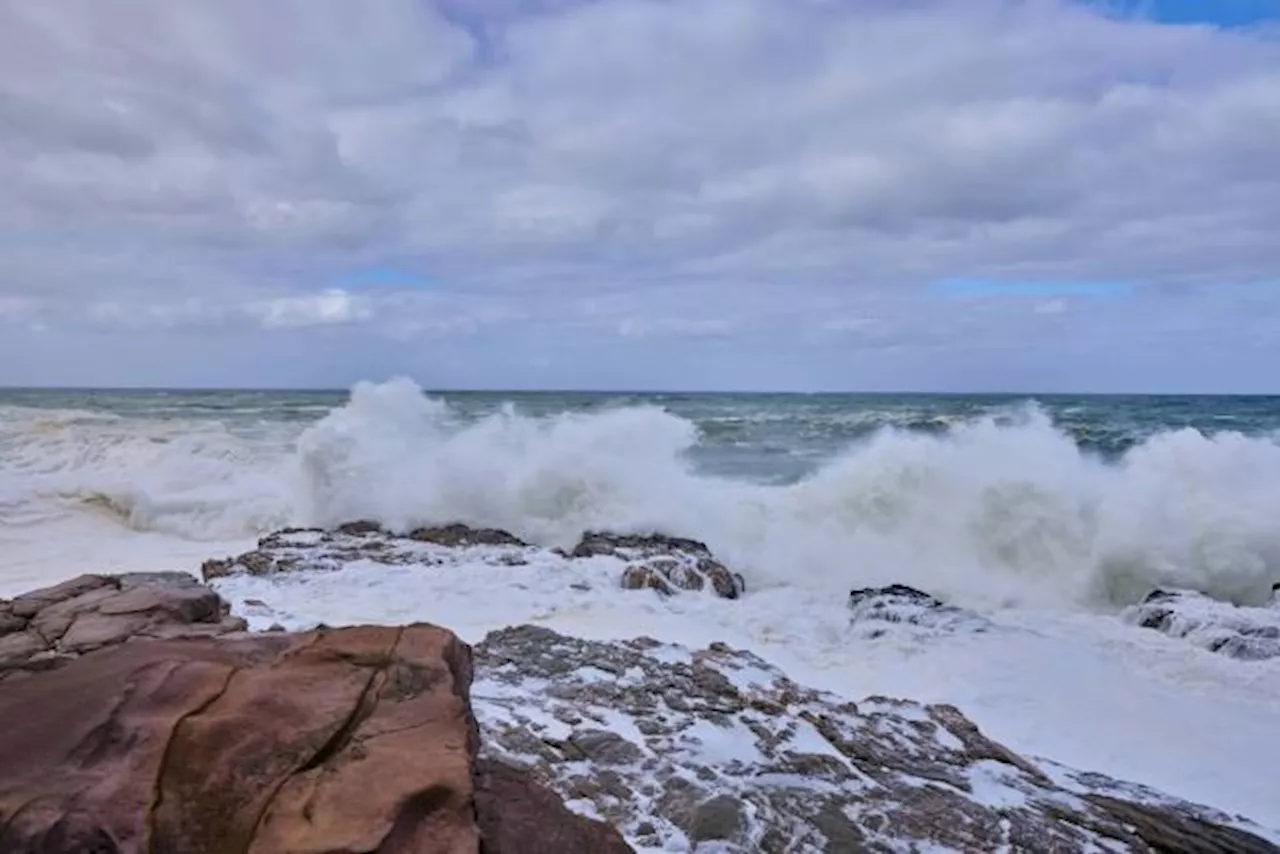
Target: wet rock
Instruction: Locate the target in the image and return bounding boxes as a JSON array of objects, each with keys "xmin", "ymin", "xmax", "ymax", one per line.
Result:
[
  {"xmin": 578, "ymin": 532, "xmax": 743, "ymax": 600},
  {"xmin": 201, "ymin": 523, "xmax": 537, "ymax": 582},
  {"xmin": 847, "ymin": 584, "xmax": 990, "ymax": 639},
  {"xmin": 1124, "ymin": 588, "xmax": 1280, "ymax": 660},
  {"xmin": 409, "ymin": 523, "xmax": 527, "ymax": 548},
  {"xmin": 472, "ymin": 625, "xmax": 1279, "ymax": 853}
]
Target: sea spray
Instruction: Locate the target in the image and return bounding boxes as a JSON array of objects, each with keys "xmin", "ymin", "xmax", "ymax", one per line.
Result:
[{"xmin": 4, "ymin": 378, "xmax": 1280, "ymax": 609}]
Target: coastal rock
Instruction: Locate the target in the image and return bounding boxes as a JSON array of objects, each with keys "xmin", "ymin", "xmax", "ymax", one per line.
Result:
[
  {"xmin": 473, "ymin": 625, "xmax": 1277, "ymax": 853},
  {"xmin": 572, "ymin": 531, "xmax": 744, "ymax": 599},
  {"xmin": 0, "ymin": 572, "xmax": 246, "ymax": 683},
  {"xmin": 202, "ymin": 523, "xmax": 538, "ymax": 581},
  {"xmin": 0, "ymin": 622, "xmax": 633, "ymax": 854},
  {"xmin": 202, "ymin": 524, "xmax": 745, "ymax": 602},
  {"xmin": 1123, "ymin": 588, "xmax": 1280, "ymax": 661},
  {"xmin": 847, "ymin": 584, "xmax": 991, "ymax": 639}
]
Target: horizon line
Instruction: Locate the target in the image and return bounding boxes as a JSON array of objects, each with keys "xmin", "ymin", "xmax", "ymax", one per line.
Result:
[{"xmin": 3, "ymin": 384, "xmax": 1280, "ymax": 398}]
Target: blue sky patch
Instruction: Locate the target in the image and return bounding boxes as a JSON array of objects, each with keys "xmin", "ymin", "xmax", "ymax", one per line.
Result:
[
  {"xmin": 1082, "ymin": 0, "xmax": 1280, "ymax": 27},
  {"xmin": 336, "ymin": 266, "xmax": 432, "ymax": 290}
]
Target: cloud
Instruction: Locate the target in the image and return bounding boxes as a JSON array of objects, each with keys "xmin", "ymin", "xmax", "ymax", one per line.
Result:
[{"xmin": 0, "ymin": 0, "xmax": 1278, "ymax": 389}]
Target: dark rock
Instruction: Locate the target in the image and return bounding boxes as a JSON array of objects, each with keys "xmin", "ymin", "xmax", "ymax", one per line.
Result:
[
  {"xmin": 474, "ymin": 758, "xmax": 634, "ymax": 853},
  {"xmin": 472, "ymin": 625, "xmax": 1279, "ymax": 853},
  {"xmin": 409, "ymin": 523, "xmax": 527, "ymax": 548},
  {"xmin": 1124, "ymin": 588, "xmax": 1280, "ymax": 660},
  {"xmin": 688, "ymin": 795, "xmax": 747, "ymax": 842},
  {"xmin": 571, "ymin": 531, "xmax": 714, "ymax": 560},
  {"xmin": 847, "ymin": 585, "xmax": 990, "ymax": 639},
  {"xmin": 337, "ymin": 519, "xmax": 384, "ymax": 536}
]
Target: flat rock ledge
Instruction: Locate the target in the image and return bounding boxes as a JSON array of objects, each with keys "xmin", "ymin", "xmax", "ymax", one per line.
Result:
[
  {"xmin": 1123, "ymin": 587, "xmax": 1280, "ymax": 661},
  {"xmin": 201, "ymin": 522, "xmax": 745, "ymax": 600},
  {"xmin": 0, "ymin": 571, "xmax": 247, "ymax": 683}
]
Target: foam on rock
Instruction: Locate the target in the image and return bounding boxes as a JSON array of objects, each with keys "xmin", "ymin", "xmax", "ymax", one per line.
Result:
[
  {"xmin": 1122, "ymin": 588, "xmax": 1280, "ymax": 661},
  {"xmin": 472, "ymin": 624, "xmax": 1278, "ymax": 853},
  {"xmin": 202, "ymin": 523, "xmax": 745, "ymax": 601}
]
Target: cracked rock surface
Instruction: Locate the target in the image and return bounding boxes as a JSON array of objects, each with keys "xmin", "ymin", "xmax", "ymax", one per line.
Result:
[
  {"xmin": 0, "ymin": 622, "xmax": 633, "ymax": 854},
  {"xmin": 0, "ymin": 571, "xmax": 247, "ymax": 683},
  {"xmin": 473, "ymin": 625, "xmax": 1279, "ymax": 853}
]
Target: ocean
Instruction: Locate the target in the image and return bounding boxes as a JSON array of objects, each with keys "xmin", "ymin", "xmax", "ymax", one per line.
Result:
[{"xmin": 3, "ymin": 378, "xmax": 1280, "ymax": 830}]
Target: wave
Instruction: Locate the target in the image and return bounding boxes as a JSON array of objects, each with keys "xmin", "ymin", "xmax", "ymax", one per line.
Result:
[{"xmin": 5, "ymin": 378, "xmax": 1280, "ymax": 610}]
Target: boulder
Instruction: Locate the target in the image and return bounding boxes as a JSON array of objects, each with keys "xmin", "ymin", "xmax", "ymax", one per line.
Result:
[
  {"xmin": 0, "ymin": 622, "xmax": 633, "ymax": 854},
  {"xmin": 1123, "ymin": 588, "xmax": 1280, "ymax": 661},
  {"xmin": 473, "ymin": 625, "xmax": 1278, "ymax": 853},
  {"xmin": 0, "ymin": 573, "xmax": 246, "ymax": 683},
  {"xmin": 571, "ymin": 531, "xmax": 745, "ymax": 600}
]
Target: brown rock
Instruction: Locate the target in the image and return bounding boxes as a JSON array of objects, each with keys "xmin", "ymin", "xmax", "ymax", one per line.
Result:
[
  {"xmin": 0, "ymin": 573, "xmax": 251, "ymax": 681},
  {"xmin": 474, "ymin": 759, "xmax": 634, "ymax": 854},
  {"xmin": 9, "ymin": 574, "xmax": 111, "ymax": 619},
  {"xmin": 620, "ymin": 564, "xmax": 675, "ymax": 596},
  {"xmin": 0, "ymin": 624, "xmax": 483, "ymax": 854}
]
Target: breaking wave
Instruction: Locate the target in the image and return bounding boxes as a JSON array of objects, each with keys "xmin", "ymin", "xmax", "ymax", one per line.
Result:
[{"xmin": 5, "ymin": 378, "xmax": 1280, "ymax": 610}]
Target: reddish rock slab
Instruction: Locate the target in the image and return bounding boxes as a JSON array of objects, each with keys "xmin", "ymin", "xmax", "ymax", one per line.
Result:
[{"xmin": 0, "ymin": 620, "xmax": 633, "ymax": 854}]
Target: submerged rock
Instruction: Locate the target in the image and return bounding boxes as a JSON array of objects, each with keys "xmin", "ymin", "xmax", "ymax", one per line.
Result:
[
  {"xmin": 0, "ymin": 572, "xmax": 246, "ymax": 682},
  {"xmin": 0, "ymin": 621, "xmax": 632, "ymax": 854},
  {"xmin": 1123, "ymin": 588, "xmax": 1280, "ymax": 661},
  {"xmin": 847, "ymin": 584, "xmax": 990, "ymax": 639},
  {"xmin": 473, "ymin": 625, "xmax": 1277, "ymax": 853}
]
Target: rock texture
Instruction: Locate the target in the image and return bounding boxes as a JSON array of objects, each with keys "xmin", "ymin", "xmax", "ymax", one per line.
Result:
[
  {"xmin": 1123, "ymin": 588, "xmax": 1280, "ymax": 661},
  {"xmin": 473, "ymin": 625, "xmax": 1278, "ymax": 853},
  {"xmin": 0, "ymin": 571, "xmax": 247, "ymax": 683},
  {"xmin": 202, "ymin": 523, "xmax": 745, "ymax": 600},
  {"xmin": 0, "ymin": 621, "xmax": 632, "ymax": 854}
]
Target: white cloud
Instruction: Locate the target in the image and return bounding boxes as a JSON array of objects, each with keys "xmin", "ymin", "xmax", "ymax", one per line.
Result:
[
  {"xmin": 0, "ymin": 0, "xmax": 1278, "ymax": 389},
  {"xmin": 245, "ymin": 289, "xmax": 373, "ymax": 330}
]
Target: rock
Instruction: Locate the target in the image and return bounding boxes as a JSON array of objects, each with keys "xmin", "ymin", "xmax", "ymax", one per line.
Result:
[
  {"xmin": 201, "ymin": 523, "xmax": 536, "ymax": 582},
  {"xmin": 847, "ymin": 584, "xmax": 990, "ymax": 639},
  {"xmin": 410, "ymin": 523, "xmax": 527, "ymax": 548},
  {"xmin": 1124, "ymin": 588, "xmax": 1280, "ymax": 660},
  {"xmin": 0, "ymin": 573, "xmax": 246, "ymax": 681},
  {"xmin": 573, "ymin": 531, "xmax": 743, "ymax": 600},
  {"xmin": 570, "ymin": 531, "xmax": 714, "ymax": 560},
  {"xmin": 0, "ymin": 622, "xmax": 632, "ymax": 854},
  {"xmin": 474, "ymin": 759, "xmax": 634, "ymax": 854},
  {"xmin": 472, "ymin": 625, "xmax": 1279, "ymax": 853}
]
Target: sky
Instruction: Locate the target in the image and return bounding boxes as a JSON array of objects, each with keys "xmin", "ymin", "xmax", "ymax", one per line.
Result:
[{"xmin": 0, "ymin": 0, "xmax": 1278, "ymax": 392}]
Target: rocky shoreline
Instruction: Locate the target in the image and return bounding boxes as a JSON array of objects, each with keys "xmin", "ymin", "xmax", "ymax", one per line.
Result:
[{"xmin": 2, "ymin": 524, "xmax": 1278, "ymax": 852}]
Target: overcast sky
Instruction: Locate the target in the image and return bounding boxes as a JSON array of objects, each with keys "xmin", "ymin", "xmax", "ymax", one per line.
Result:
[{"xmin": 1, "ymin": 0, "xmax": 1278, "ymax": 392}]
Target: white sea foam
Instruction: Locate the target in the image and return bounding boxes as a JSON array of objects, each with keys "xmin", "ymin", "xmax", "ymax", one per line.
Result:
[{"xmin": 5, "ymin": 378, "xmax": 1280, "ymax": 609}]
